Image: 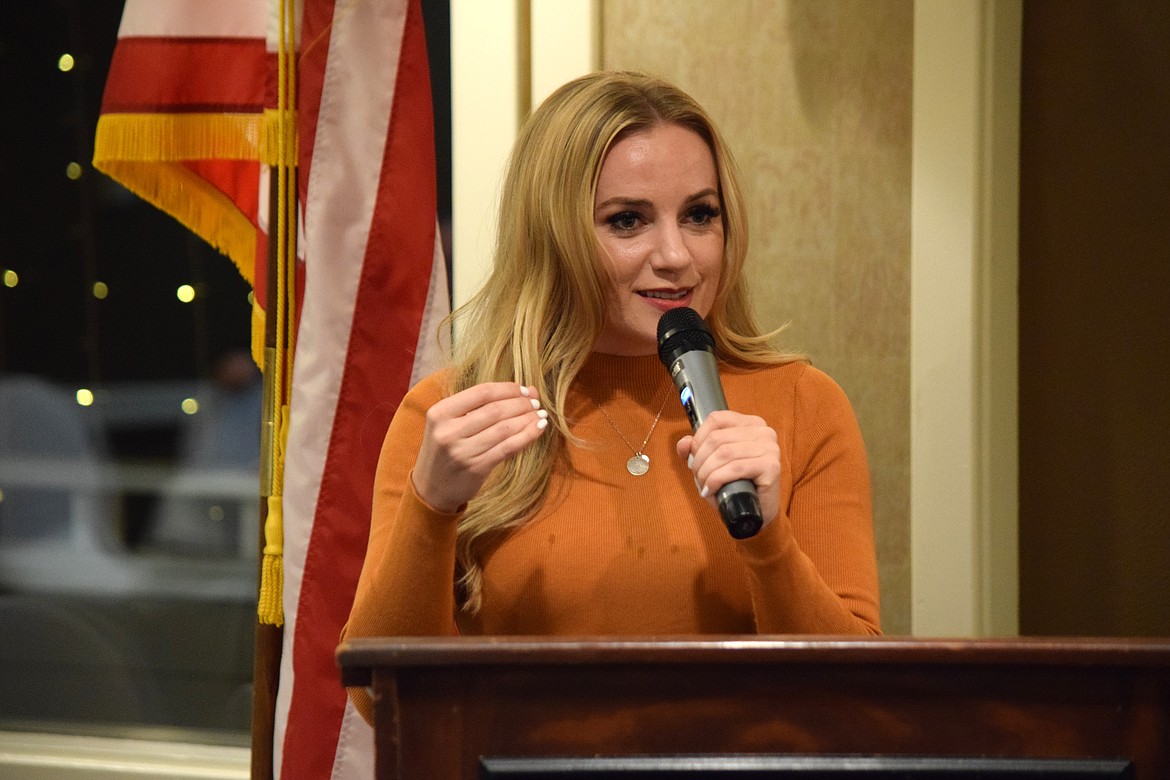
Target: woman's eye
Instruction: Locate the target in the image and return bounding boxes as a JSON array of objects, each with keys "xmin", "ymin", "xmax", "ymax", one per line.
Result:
[
  {"xmin": 687, "ymin": 204, "xmax": 721, "ymax": 226},
  {"xmin": 606, "ymin": 211, "xmax": 642, "ymax": 231}
]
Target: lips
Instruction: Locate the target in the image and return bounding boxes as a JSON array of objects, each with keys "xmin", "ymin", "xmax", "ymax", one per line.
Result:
[
  {"xmin": 637, "ymin": 288, "xmax": 694, "ymax": 313},
  {"xmin": 638, "ymin": 288, "xmax": 689, "ymax": 300}
]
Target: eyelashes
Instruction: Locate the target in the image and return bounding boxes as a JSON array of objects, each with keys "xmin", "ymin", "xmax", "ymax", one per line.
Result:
[
  {"xmin": 605, "ymin": 210, "xmax": 642, "ymax": 232},
  {"xmin": 686, "ymin": 203, "xmax": 721, "ymax": 225},
  {"xmin": 602, "ymin": 203, "xmax": 722, "ymax": 234}
]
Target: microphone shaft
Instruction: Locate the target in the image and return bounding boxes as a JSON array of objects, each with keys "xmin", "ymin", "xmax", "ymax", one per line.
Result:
[{"xmin": 667, "ymin": 350, "xmax": 762, "ymax": 539}]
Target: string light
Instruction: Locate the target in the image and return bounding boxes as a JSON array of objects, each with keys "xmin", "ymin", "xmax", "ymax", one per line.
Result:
[
  {"xmin": 57, "ymin": 53, "xmax": 75, "ymax": 72},
  {"xmin": 176, "ymin": 284, "xmax": 196, "ymax": 303},
  {"xmin": 93, "ymin": 281, "xmax": 108, "ymax": 299},
  {"xmin": 2, "ymin": 269, "xmax": 17, "ymax": 288},
  {"xmin": 76, "ymin": 388, "xmax": 95, "ymax": 406},
  {"xmin": 66, "ymin": 162, "xmax": 83, "ymax": 180},
  {"xmin": 181, "ymin": 397, "xmax": 200, "ymax": 415}
]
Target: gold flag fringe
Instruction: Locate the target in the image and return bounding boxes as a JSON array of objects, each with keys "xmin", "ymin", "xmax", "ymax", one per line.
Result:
[{"xmin": 92, "ymin": 111, "xmax": 299, "ymax": 289}]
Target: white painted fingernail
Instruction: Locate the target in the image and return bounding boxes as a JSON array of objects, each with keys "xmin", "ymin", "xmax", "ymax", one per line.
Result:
[
  {"xmin": 519, "ymin": 385, "xmax": 530, "ymax": 397},
  {"xmin": 530, "ymin": 398, "xmax": 541, "ymax": 410},
  {"xmin": 687, "ymin": 454, "xmax": 694, "ymax": 469},
  {"xmin": 536, "ymin": 409, "xmax": 549, "ymax": 419},
  {"xmin": 699, "ymin": 485, "xmax": 709, "ymax": 498},
  {"xmin": 536, "ymin": 417, "xmax": 548, "ymax": 430}
]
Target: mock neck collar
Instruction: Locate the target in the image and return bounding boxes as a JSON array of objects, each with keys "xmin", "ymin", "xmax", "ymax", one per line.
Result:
[{"xmin": 573, "ymin": 351, "xmax": 670, "ymax": 406}]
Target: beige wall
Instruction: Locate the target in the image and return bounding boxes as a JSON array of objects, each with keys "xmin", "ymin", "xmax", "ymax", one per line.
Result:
[{"xmin": 601, "ymin": 0, "xmax": 913, "ymax": 634}]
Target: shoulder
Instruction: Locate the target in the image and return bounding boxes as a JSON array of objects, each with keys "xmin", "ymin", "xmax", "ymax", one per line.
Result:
[
  {"xmin": 378, "ymin": 368, "xmax": 453, "ymax": 450},
  {"xmin": 722, "ymin": 360, "xmax": 858, "ymax": 423},
  {"xmin": 720, "ymin": 358, "xmax": 808, "ymax": 398},
  {"xmin": 388, "ymin": 368, "xmax": 454, "ymax": 426},
  {"xmin": 405, "ymin": 368, "xmax": 453, "ymax": 406}
]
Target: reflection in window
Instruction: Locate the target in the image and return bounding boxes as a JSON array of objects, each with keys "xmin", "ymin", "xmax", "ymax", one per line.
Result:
[{"xmin": 0, "ymin": 2, "xmax": 256, "ymax": 743}]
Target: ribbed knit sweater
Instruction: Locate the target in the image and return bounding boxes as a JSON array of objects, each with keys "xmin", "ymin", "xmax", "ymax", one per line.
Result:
[
  {"xmin": 346, "ymin": 352, "xmax": 878, "ymax": 619},
  {"xmin": 343, "ymin": 352, "xmax": 880, "ymax": 719}
]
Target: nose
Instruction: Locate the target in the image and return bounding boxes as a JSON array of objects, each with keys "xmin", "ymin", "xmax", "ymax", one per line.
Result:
[{"xmin": 650, "ymin": 223, "xmax": 691, "ymax": 272}]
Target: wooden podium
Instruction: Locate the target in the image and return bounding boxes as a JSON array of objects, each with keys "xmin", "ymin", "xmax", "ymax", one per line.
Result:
[{"xmin": 337, "ymin": 637, "xmax": 1170, "ymax": 778}]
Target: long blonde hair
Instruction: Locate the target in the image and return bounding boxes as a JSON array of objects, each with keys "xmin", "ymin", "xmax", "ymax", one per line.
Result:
[{"xmin": 448, "ymin": 71, "xmax": 800, "ymax": 612}]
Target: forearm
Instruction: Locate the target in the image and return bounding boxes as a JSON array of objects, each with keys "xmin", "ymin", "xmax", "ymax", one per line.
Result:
[
  {"xmin": 343, "ymin": 485, "xmax": 460, "ymax": 640},
  {"xmin": 738, "ymin": 514, "xmax": 881, "ymax": 635},
  {"xmin": 735, "ymin": 364, "xmax": 881, "ymax": 635},
  {"xmin": 342, "ymin": 484, "xmax": 460, "ymax": 725}
]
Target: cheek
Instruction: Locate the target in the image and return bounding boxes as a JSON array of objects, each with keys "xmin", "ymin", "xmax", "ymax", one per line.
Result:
[
  {"xmin": 697, "ymin": 238, "xmax": 725, "ymax": 281},
  {"xmin": 599, "ymin": 241, "xmax": 644, "ymax": 289},
  {"xmin": 694, "ymin": 241, "xmax": 725, "ymax": 313}
]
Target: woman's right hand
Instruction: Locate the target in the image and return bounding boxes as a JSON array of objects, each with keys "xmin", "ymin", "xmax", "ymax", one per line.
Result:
[{"xmin": 411, "ymin": 383, "xmax": 548, "ymax": 513}]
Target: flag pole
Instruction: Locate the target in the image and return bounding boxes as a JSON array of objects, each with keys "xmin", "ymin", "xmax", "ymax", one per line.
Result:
[{"xmin": 253, "ymin": 0, "xmax": 298, "ymax": 777}]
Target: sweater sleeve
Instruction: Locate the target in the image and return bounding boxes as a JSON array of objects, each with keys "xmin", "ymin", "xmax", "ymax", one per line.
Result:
[
  {"xmin": 736, "ymin": 364, "xmax": 882, "ymax": 635},
  {"xmin": 341, "ymin": 373, "xmax": 462, "ymax": 723}
]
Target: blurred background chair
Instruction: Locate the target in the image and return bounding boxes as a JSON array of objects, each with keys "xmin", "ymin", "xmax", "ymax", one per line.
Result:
[{"xmin": 0, "ymin": 374, "xmax": 122, "ymax": 586}]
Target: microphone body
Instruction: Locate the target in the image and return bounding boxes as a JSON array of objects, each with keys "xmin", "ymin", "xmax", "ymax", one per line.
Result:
[{"xmin": 657, "ymin": 308, "xmax": 764, "ymax": 540}]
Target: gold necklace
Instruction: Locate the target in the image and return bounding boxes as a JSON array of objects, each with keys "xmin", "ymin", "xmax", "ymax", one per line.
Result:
[{"xmin": 593, "ymin": 390, "xmax": 671, "ymax": 476}]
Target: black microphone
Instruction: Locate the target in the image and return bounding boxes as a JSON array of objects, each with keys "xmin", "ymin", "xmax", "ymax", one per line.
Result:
[{"xmin": 657, "ymin": 307, "xmax": 764, "ymax": 540}]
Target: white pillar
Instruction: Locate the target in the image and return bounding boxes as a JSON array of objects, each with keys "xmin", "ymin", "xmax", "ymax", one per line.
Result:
[{"xmin": 910, "ymin": 0, "xmax": 1021, "ymax": 636}]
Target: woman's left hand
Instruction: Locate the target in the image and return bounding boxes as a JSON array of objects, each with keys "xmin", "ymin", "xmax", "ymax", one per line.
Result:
[{"xmin": 676, "ymin": 410, "xmax": 781, "ymax": 526}]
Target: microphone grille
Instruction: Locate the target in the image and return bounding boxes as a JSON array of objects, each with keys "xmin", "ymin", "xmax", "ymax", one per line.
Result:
[{"xmin": 657, "ymin": 307, "xmax": 715, "ymax": 366}]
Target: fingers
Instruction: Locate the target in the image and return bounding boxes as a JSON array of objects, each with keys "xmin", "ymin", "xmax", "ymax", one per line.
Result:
[
  {"xmin": 427, "ymin": 383, "xmax": 547, "ymax": 457},
  {"xmin": 679, "ymin": 411, "xmax": 781, "ymax": 521},
  {"xmin": 413, "ymin": 382, "xmax": 549, "ymax": 512}
]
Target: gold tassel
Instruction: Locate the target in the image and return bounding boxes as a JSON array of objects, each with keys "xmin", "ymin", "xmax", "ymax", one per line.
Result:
[
  {"xmin": 258, "ymin": 401, "xmax": 290, "ymax": 626},
  {"xmin": 257, "ymin": 0, "xmax": 298, "ymax": 627},
  {"xmin": 258, "ymin": 495, "xmax": 285, "ymax": 625}
]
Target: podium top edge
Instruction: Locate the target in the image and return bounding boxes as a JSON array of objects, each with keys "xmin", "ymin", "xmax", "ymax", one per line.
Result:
[{"xmin": 336, "ymin": 635, "xmax": 1170, "ymax": 675}]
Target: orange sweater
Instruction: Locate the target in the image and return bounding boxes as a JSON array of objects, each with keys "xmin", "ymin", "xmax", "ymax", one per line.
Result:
[
  {"xmin": 346, "ymin": 352, "xmax": 879, "ymax": 648},
  {"xmin": 344, "ymin": 354, "xmax": 880, "ymax": 721}
]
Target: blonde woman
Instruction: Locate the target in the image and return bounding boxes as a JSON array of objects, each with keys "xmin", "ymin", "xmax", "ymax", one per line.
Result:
[{"xmin": 344, "ymin": 71, "xmax": 880, "ymax": 722}]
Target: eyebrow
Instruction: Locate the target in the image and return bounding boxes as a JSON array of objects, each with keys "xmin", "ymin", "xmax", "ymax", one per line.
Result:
[{"xmin": 594, "ymin": 188, "xmax": 719, "ymax": 212}]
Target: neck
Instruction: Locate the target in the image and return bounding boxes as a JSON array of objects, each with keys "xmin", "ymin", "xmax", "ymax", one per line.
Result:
[{"xmin": 577, "ymin": 352, "xmax": 666, "ymax": 401}]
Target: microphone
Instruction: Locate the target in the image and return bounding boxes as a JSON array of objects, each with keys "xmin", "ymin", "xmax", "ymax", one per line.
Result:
[{"xmin": 657, "ymin": 307, "xmax": 764, "ymax": 540}]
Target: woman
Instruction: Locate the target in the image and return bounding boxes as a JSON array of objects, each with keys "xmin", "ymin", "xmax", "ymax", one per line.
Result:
[{"xmin": 344, "ymin": 71, "xmax": 880, "ymax": 719}]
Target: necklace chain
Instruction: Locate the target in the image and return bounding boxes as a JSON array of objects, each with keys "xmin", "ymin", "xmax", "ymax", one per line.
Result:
[{"xmin": 593, "ymin": 387, "xmax": 671, "ymax": 476}]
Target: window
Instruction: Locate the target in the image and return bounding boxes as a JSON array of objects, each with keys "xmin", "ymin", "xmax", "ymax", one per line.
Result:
[{"xmin": 0, "ymin": 1, "xmax": 255, "ymax": 744}]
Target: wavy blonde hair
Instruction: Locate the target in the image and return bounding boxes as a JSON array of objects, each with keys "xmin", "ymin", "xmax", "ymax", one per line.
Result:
[{"xmin": 448, "ymin": 71, "xmax": 802, "ymax": 612}]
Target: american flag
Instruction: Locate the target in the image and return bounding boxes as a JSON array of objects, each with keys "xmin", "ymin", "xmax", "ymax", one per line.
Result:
[{"xmin": 94, "ymin": 1, "xmax": 448, "ymax": 777}]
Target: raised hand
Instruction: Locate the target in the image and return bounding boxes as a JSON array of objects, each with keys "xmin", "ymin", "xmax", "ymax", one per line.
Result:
[{"xmin": 412, "ymin": 383, "xmax": 548, "ymax": 513}]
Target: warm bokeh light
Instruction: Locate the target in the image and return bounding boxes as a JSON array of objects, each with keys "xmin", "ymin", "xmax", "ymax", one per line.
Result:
[
  {"xmin": 65, "ymin": 162, "xmax": 83, "ymax": 180},
  {"xmin": 93, "ymin": 281, "xmax": 109, "ymax": 299},
  {"xmin": 57, "ymin": 53, "xmax": 75, "ymax": 72},
  {"xmin": 2, "ymin": 269, "xmax": 17, "ymax": 288},
  {"xmin": 181, "ymin": 397, "xmax": 200, "ymax": 415},
  {"xmin": 76, "ymin": 388, "xmax": 95, "ymax": 406},
  {"xmin": 176, "ymin": 284, "xmax": 196, "ymax": 303}
]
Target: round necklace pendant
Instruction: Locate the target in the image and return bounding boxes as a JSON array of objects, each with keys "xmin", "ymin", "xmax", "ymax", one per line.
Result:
[{"xmin": 626, "ymin": 453, "xmax": 650, "ymax": 476}]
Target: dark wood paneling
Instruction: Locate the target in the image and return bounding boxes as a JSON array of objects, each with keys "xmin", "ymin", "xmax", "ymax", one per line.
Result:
[{"xmin": 1019, "ymin": 0, "xmax": 1170, "ymax": 637}]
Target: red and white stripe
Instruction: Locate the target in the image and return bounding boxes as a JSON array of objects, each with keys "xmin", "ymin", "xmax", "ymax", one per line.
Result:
[{"xmin": 275, "ymin": 1, "xmax": 447, "ymax": 779}]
